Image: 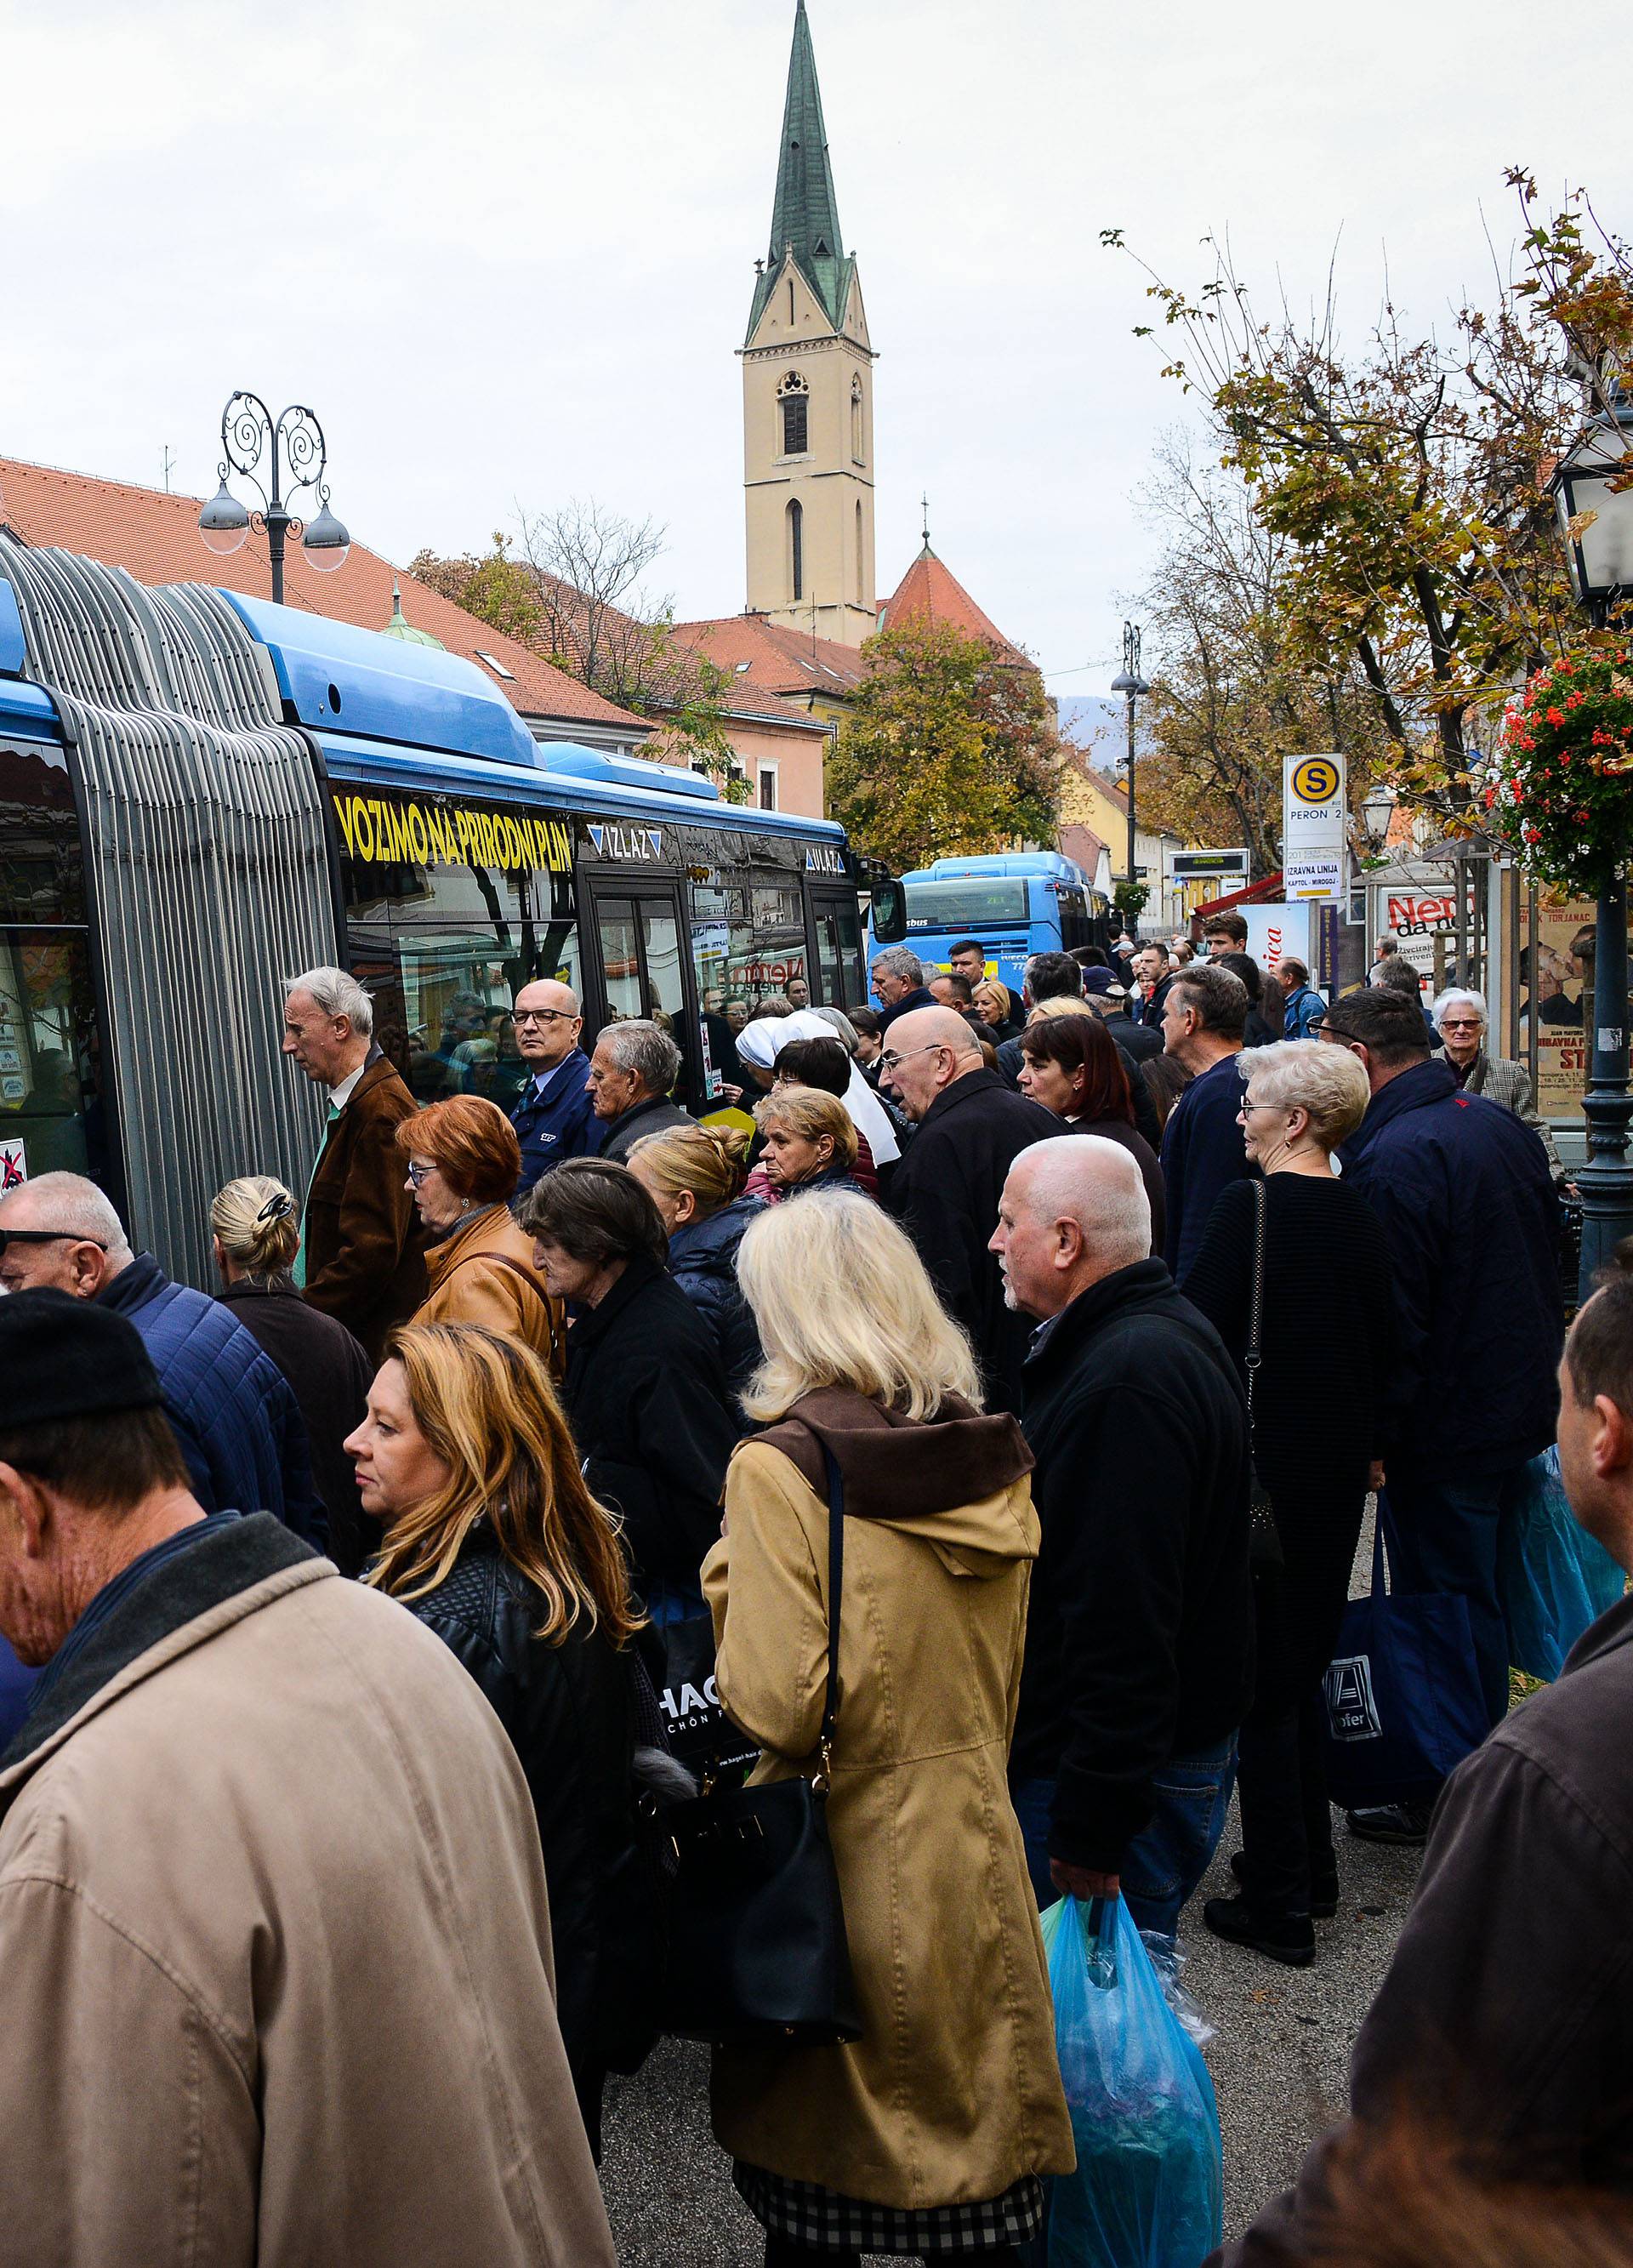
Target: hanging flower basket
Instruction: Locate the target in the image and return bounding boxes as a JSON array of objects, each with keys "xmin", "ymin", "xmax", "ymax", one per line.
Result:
[{"xmin": 1488, "ymin": 648, "xmax": 1633, "ymax": 893}]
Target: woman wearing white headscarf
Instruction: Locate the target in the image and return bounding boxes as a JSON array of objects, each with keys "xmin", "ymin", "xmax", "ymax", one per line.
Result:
[{"xmin": 735, "ymin": 1009, "xmax": 902, "ymax": 1167}]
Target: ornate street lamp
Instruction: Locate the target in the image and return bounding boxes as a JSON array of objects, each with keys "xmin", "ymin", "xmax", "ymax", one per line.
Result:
[
  {"xmin": 1358, "ymin": 780, "xmax": 1397, "ymax": 858},
  {"xmin": 1110, "ymin": 621, "xmax": 1151, "ymax": 926},
  {"xmin": 1547, "ymin": 397, "xmax": 1633, "ymax": 1294},
  {"xmin": 198, "ymin": 391, "xmax": 350, "ymax": 605}
]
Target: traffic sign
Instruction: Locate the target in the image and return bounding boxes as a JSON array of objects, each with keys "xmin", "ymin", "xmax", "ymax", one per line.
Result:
[{"xmin": 1283, "ymin": 752, "xmax": 1347, "ymax": 902}]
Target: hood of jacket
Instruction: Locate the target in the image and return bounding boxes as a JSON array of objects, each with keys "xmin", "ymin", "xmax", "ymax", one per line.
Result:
[
  {"xmin": 668, "ymin": 1194, "xmax": 763, "ymax": 1281},
  {"xmin": 756, "ymin": 1388, "xmax": 1036, "ymax": 1576}
]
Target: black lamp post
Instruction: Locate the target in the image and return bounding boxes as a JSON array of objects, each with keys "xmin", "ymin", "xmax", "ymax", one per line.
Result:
[
  {"xmin": 1547, "ymin": 395, "xmax": 1633, "ymax": 1296},
  {"xmin": 1110, "ymin": 621, "xmax": 1151, "ymax": 926},
  {"xmin": 198, "ymin": 391, "xmax": 350, "ymax": 605}
]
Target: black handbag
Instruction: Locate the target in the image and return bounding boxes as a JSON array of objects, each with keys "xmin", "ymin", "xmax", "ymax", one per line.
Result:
[
  {"xmin": 1244, "ymin": 1179, "xmax": 1285, "ymax": 1570},
  {"xmin": 658, "ymin": 1443, "xmax": 862, "ymax": 2047}
]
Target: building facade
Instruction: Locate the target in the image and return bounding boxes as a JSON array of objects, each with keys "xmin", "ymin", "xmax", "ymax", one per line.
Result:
[{"xmin": 741, "ymin": 0, "xmax": 877, "ymax": 647}]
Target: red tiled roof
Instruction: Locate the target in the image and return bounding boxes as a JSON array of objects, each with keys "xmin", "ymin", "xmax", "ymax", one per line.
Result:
[
  {"xmin": 0, "ymin": 457, "xmax": 647, "ymax": 736},
  {"xmin": 673, "ymin": 613, "xmax": 870, "ymax": 707},
  {"xmin": 877, "ymin": 544, "xmax": 1028, "ymax": 664}
]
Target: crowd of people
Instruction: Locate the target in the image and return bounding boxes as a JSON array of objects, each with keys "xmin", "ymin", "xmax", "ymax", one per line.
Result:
[{"xmin": 0, "ymin": 928, "xmax": 1621, "ymax": 2266}]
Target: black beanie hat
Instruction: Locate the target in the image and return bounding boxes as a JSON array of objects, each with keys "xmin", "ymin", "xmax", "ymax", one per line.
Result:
[{"xmin": 0, "ymin": 1288, "xmax": 164, "ymax": 1429}]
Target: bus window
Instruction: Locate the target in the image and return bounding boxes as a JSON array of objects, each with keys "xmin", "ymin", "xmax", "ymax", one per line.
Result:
[
  {"xmin": 0, "ymin": 931, "xmax": 108, "ymax": 1185},
  {"xmin": 356, "ymin": 925, "xmax": 585, "ymax": 1114},
  {"xmin": 902, "ymin": 878, "xmax": 1030, "ymax": 932},
  {"xmin": 811, "ymin": 892, "xmax": 864, "ymax": 1007},
  {"xmin": 588, "ymin": 887, "xmax": 696, "ymax": 1111}
]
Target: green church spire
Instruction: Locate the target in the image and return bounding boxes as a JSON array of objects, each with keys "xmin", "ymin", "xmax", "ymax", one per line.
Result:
[{"xmin": 747, "ymin": 1, "xmax": 854, "ymax": 341}]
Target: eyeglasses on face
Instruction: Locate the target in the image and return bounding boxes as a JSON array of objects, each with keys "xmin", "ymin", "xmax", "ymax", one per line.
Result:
[
  {"xmin": 514, "ymin": 1008, "xmax": 576, "ymax": 1028},
  {"xmin": 405, "ymin": 1160, "xmax": 437, "ymax": 1188},
  {"xmin": 1440, "ymin": 1017, "xmax": 1484, "ymax": 1034},
  {"xmin": 0, "ymin": 1228, "xmax": 108, "ymax": 1255},
  {"xmin": 878, "ymin": 1041, "xmax": 949, "ymax": 1074}
]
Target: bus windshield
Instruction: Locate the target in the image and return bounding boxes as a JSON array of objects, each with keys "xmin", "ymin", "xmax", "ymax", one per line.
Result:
[{"xmin": 903, "ymin": 878, "xmax": 1029, "ymax": 929}]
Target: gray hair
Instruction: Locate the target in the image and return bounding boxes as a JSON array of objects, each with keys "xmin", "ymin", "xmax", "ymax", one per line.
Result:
[
  {"xmin": 1238, "ymin": 1040, "xmax": 1370, "ymax": 1150},
  {"xmin": 871, "ymin": 945, "xmax": 925, "ymax": 986},
  {"xmin": 811, "ymin": 1005, "xmax": 860, "ymax": 1055},
  {"xmin": 284, "ymin": 965, "xmax": 374, "ymax": 1038},
  {"xmin": 595, "ymin": 1017, "xmax": 681, "ymax": 1097},
  {"xmin": 1431, "ymin": 987, "xmax": 1488, "ymax": 1030},
  {"xmin": 0, "ymin": 1171, "xmax": 132, "ymax": 1259}
]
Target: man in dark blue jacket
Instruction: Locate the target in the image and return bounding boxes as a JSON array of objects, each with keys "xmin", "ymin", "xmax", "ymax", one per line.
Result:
[
  {"xmin": 510, "ymin": 978, "xmax": 598, "ymax": 1195},
  {"xmin": 1158, "ymin": 960, "xmax": 1257, "ymax": 1286},
  {"xmin": 0, "ymin": 1173, "xmax": 323, "ymax": 1549},
  {"xmin": 1323, "ymin": 989, "xmax": 1564, "ymax": 1821}
]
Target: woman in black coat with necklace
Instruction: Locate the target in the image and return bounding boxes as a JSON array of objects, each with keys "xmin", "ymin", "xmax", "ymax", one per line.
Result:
[{"xmin": 1183, "ymin": 1040, "xmax": 1396, "ymax": 1968}]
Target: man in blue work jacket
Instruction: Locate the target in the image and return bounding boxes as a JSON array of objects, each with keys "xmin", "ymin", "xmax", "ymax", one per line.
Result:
[{"xmin": 510, "ymin": 978, "xmax": 598, "ymax": 1196}]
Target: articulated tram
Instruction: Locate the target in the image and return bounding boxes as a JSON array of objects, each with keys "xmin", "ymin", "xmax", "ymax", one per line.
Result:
[{"xmin": 0, "ymin": 539, "xmax": 876, "ymax": 1289}]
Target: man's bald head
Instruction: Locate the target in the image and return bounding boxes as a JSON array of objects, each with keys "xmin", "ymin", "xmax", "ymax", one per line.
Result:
[
  {"xmin": 0, "ymin": 1173, "xmax": 131, "ymax": 1299},
  {"xmin": 879, "ymin": 1006, "xmax": 982, "ymax": 1121},
  {"xmin": 990, "ymin": 1137, "xmax": 1152, "ymax": 1319}
]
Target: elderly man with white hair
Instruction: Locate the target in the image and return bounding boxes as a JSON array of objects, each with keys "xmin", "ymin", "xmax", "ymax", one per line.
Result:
[
  {"xmin": 1432, "ymin": 987, "xmax": 1564, "ymax": 1180},
  {"xmin": 992, "ymin": 1137, "xmax": 1254, "ymax": 1938},
  {"xmin": 282, "ymin": 965, "xmax": 425, "ymax": 1360}
]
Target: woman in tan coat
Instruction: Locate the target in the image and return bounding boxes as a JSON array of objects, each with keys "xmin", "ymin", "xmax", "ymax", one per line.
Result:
[
  {"xmin": 703, "ymin": 1189, "xmax": 1074, "ymax": 2265},
  {"xmin": 397, "ymin": 1097, "xmax": 560, "ymax": 1366}
]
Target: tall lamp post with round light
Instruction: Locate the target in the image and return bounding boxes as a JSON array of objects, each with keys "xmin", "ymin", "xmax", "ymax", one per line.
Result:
[
  {"xmin": 197, "ymin": 391, "xmax": 350, "ymax": 605},
  {"xmin": 1548, "ymin": 392, "xmax": 1633, "ymax": 1292},
  {"xmin": 1110, "ymin": 621, "xmax": 1151, "ymax": 932}
]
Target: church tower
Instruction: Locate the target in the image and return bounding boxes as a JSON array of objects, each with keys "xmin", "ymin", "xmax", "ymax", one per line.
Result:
[{"xmin": 742, "ymin": 0, "xmax": 877, "ymax": 647}]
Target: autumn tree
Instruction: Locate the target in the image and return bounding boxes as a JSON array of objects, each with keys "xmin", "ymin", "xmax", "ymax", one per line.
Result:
[
  {"xmin": 410, "ymin": 502, "xmax": 742, "ymax": 795},
  {"xmin": 1127, "ymin": 436, "xmax": 1398, "ymax": 876},
  {"xmin": 828, "ymin": 618, "xmax": 1061, "ymax": 870},
  {"xmin": 1105, "ymin": 175, "xmax": 1633, "ymax": 819}
]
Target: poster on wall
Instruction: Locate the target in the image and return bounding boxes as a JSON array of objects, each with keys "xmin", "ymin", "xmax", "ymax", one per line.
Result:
[
  {"xmin": 0, "ymin": 1137, "xmax": 25, "ymax": 1189},
  {"xmin": 1516, "ymin": 895, "xmax": 1619, "ymax": 1121}
]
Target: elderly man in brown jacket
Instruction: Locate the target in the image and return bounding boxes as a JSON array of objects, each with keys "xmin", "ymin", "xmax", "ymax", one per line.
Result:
[
  {"xmin": 284, "ymin": 964, "xmax": 426, "ymax": 1361},
  {"xmin": 0, "ymin": 1290, "xmax": 615, "ymax": 2268}
]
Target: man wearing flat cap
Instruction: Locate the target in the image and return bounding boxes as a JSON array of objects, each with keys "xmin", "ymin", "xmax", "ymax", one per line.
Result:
[{"xmin": 0, "ymin": 1294, "xmax": 617, "ymax": 2266}]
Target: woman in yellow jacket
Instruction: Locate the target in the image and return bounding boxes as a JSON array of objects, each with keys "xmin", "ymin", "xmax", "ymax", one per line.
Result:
[
  {"xmin": 397, "ymin": 1097, "xmax": 560, "ymax": 1368},
  {"xmin": 703, "ymin": 1189, "xmax": 1074, "ymax": 2265}
]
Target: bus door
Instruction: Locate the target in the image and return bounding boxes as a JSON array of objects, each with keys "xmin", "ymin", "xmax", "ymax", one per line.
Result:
[
  {"xmin": 808, "ymin": 886, "xmax": 866, "ymax": 1010},
  {"xmin": 583, "ymin": 876, "xmax": 700, "ymax": 1111}
]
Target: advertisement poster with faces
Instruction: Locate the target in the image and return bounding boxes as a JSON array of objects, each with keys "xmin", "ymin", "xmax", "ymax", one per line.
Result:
[{"xmin": 1518, "ymin": 894, "xmax": 1633, "ymax": 1120}]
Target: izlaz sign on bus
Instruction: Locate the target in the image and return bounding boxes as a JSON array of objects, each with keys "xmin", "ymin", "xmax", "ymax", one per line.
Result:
[{"xmin": 331, "ymin": 789, "xmax": 574, "ymax": 876}]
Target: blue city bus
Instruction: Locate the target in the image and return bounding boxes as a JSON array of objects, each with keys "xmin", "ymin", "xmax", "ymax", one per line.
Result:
[
  {"xmin": 0, "ymin": 539, "xmax": 877, "ymax": 1290},
  {"xmin": 868, "ymin": 852, "xmax": 1112, "ymax": 997}
]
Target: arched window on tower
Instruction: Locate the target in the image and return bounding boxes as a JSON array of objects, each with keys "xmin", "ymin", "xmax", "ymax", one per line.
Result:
[
  {"xmin": 778, "ymin": 371, "xmax": 809, "ymax": 458},
  {"xmin": 851, "ymin": 375, "xmax": 864, "ymax": 464},
  {"xmin": 856, "ymin": 501, "xmax": 864, "ymax": 603},
  {"xmin": 788, "ymin": 500, "xmax": 804, "ymax": 602}
]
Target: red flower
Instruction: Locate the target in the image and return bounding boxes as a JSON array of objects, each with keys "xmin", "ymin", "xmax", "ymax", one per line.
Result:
[
  {"xmin": 1566, "ymin": 692, "xmax": 1585, "ymax": 709},
  {"xmin": 1484, "ymin": 785, "xmax": 1497, "ymax": 808},
  {"xmin": 1546, "ymin": 706, "xmax": 1566, "ymax": 725}
]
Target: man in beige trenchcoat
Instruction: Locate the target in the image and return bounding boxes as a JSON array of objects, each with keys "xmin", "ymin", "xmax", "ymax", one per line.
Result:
[{"xmin": 0, "ymin": 1289, "xmax": 614, "ymax": 2268}]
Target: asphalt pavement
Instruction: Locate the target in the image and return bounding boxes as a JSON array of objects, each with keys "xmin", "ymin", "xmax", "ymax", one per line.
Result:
[
  {"xmin": 600, "ymin": 1815, "xmax": 1422, "ymax": 2264},
  {"xmin": 602, "ymin": 1507, "xmax": 1425, "ymax": 2263}
]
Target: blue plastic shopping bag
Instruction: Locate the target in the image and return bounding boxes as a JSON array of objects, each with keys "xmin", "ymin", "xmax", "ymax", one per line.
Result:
[
  {"xmin": 1499, "ymin": 1448, "xmax": 1626, "ymax": 1683},
  {"xmin": 1041, "ymin": 1894, "xmax": 1222, "ymax": 2268}
]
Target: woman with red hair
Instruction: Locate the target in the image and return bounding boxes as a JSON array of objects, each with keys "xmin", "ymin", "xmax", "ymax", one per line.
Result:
[{"xmin": 397, "ymin": 1096, "xmax": 560, "ymax": 1363}]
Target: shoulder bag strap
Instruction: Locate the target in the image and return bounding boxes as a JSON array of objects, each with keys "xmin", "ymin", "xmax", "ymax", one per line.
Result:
[
  {"xmin": 441, "ymin": 1248, "xmax": 562, "ymax": 1370},
  {"xmin": 816, "ymin": 1445, "xmax": 846, "ymax": 1790},
  {"xmin": 1467, "ymin": 1053, "xmax": 1488, "ymax": 1096},
  {"xmin": 1244, "ymin": 1177, "xmax": 1267, "ymax": 1448}
]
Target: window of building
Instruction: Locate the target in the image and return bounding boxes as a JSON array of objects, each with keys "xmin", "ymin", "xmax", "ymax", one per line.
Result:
[
  {"xmin": 788, "ymin": 500, "xmax": 804, "ymax": 601},
  {"xmin": 778, "ymin": 372, "xmax": 809, "ymax": 458},
  {"xmin": 757, "ymin": 763, "xmax": 779, "ymax": 812},
  {"xmin": 851, "ymin": 376, "xmax": 864, "ymax": 463},
  {"xmin": 855, "ymin": 502, "xmax": 864, "ymax": 604}
]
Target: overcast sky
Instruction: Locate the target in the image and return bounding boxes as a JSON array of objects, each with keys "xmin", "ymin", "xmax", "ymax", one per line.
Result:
[{"xmin": 3, "ymin": 0, "xmax": 1626, "ymax": 709}]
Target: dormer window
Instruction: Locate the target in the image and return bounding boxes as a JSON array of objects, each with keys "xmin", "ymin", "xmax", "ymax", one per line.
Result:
[{"xmin": 778, "ymin": 371, "xmax": 809, "ymax": 457}]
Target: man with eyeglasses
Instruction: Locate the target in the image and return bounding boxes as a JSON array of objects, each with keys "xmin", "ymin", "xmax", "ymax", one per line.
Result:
[
  {"xmin": 881, "ymin": 1006, "xmax": 1061, "ymax": 1414},
  {"xmin": 509, "ymin": 978, "xmax": 597, "ymax": 1197},
  {"xmin": 1317, "ymin": 987, "xmax": 1563, "ymax": 1843},
  {"xmin": 0, "ymin": 1172, "xmax": 322, "ymax": 1553}
]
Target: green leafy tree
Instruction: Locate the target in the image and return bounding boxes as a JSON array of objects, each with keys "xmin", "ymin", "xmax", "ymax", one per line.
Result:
[
  {"xmin": 1104, "ymin": 175, "xmax": 1633, "ymax": 821},
  {"xmin": 828, "ymin": 618, "xmax": 1061, "ymax": 869}
]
